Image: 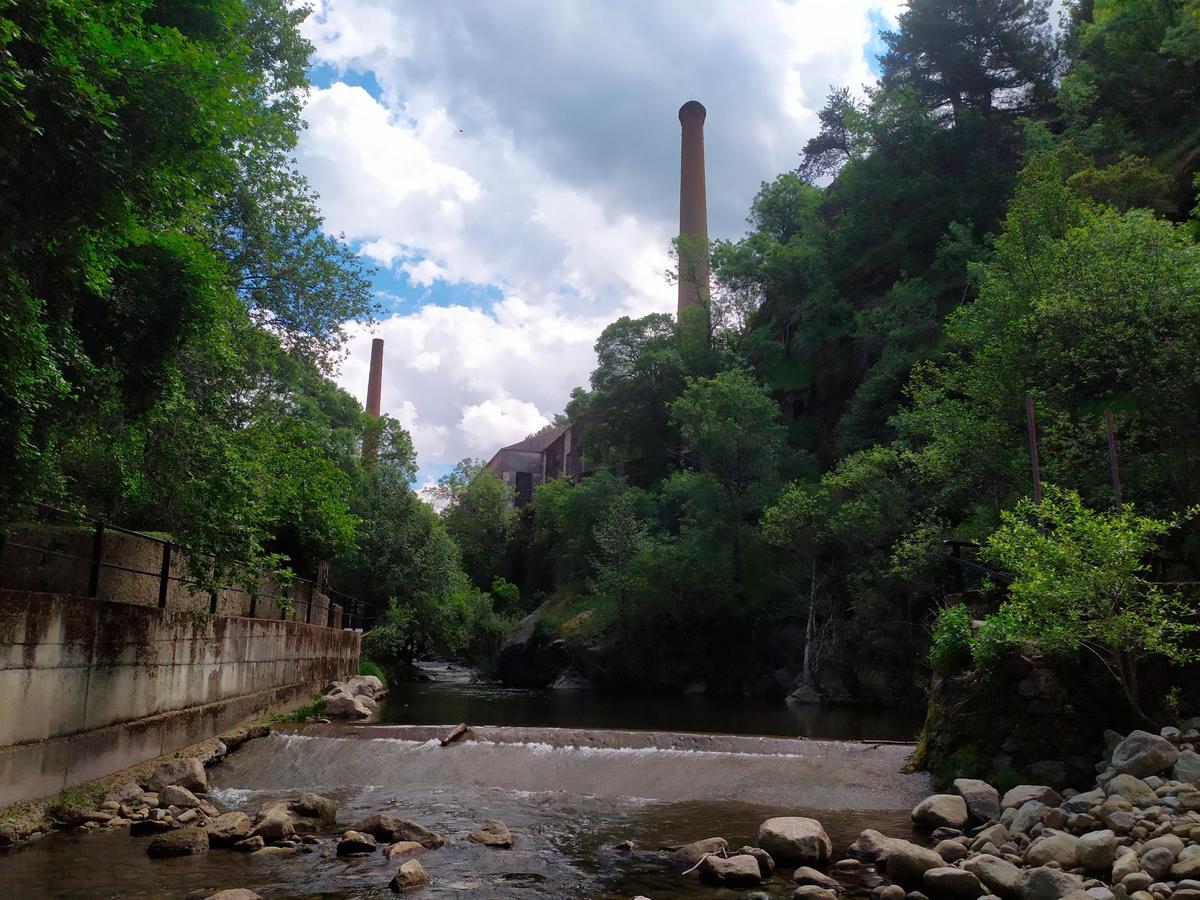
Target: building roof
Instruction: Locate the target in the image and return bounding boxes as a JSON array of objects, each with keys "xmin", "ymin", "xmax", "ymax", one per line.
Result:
[{"xmin": 499, "ymin": 423, "xmax": 568, "ymax": 454}]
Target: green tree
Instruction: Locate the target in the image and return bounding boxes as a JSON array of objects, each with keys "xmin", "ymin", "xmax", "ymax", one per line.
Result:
[{"xmin": 442, "ymin": 470, "xmax": 516, "ymax": 590}]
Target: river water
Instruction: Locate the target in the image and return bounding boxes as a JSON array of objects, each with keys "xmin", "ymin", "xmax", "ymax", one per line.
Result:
[{"xmin": 1, "ymin": 671, "xmax": 929, "ymax": 899}]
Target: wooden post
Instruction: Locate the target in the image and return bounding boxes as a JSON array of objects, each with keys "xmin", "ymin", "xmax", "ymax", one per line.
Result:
[
  {"xmin": 88, "ymin": 522, "xmax": 105, "ymax": 597},
  {"xmin": 1104, "ymin": 409, "xmax": 1123, "ymax": 508},
  {"xmin": 1025, "ymin": 395, "xmax": 1043, "ymax": 505},
  {"xmin": 157, "ymin": 541, "xmax": 171, "ymax": 609}
]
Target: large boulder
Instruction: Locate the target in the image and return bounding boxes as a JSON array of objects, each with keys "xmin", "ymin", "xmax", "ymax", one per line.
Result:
[
  {"xmin": 697, "ymin": 853, "xmax": 762, "ymax": 886},
  {"xmin": 147, "ymin": 827, "xmax": 209, "ymax": 858},
  {"xmin": 250, "ymin": 800, "xmax": 296, "ymax": 843},
  {"xmin": 497, "ymin": 602, "xmax": 574, "ymax": 688},
  {"xmin": 793, "ymin": 866, "xmax": 840, "ymax": 889},
  {"xmin": 389, "ymin": 859, "xmax": 431, "ymax": 892},
  {"xmin": 1077, "ymin": 829, "xmax": 1117, "ymax": 871},
  {"xmin": 1024, "ymin": 831, "xmax": 1079, "ymax": 868},
  {"xmin": 1106, "ymin": 774, "xmax": 1156, "ymax": 806},
  {"xmin": 923, "ymin": 866, "xmax": 986, "ymax": 900},
  {"xmin": 337, "ymin": 830, "xmax": 378, "ymax": 855},
  {"xmin": 325, "ymin": 693, "xmax": 371, "ymax": 719},
  {"xmin": 205, "ymin": 812, "xmax": 252, "ymax": 847},
  {"xmin": 954, "ymin": 778, "xmax": 1002, "ymax": 823},
  {"xmin": 147, "ymin": 758, "xmax": 207, "ymax": 794},
  {"xmin": 1001, "ymin": 785, "xmax": 1062, "ymax": 810},
  {"xmin": 757, "ymin": 817, "xmax": 832, "ymax": 866},
  {"xmin": 913, "ymin": 794, "xmax": 970, "ymax": 830},
  {"xmin": 667, "ymin": 837, "xmax": 729, "ymax": 872},
  {"xmin": 288, "ymin": 793, "xmax": 336, "ymax": 826},
  {"xmin": 1174, "ymin": 750, "xmax": 1200, "ymax": 786},
  {"xmin": 347, "ymin": 814, "xmax": 444, "ymax": 849},
  {"xmin": 963, "ymin": 854, "xmax": 1021, "ymax": 898},
  {"xmin": 736, "ymin": 846, "xmax": 776, "ymax": 878},
  {"xmin": 886, "ymin": 839, "xmax": 946, "ymax": 887},
  {"xmin": 105, "ymin": 782, "xmax": 146, "ymax": 805},
  {"xmin": 848, "ymin": 828, "xmax": 904, "ymax": 863},
  {"xmin": 1110, "ymin": 730, "xmax": 1179, "ymax": 778},
  {"xmin": 1014, "ymin": 866, "xmax": 1082, "ymax": 900},
  {"xmin": 159, "ymin": 785, "xmax": 200, "ymax": 809},
  {"xmin": 467, "ymin": 820, "xmax": 513, "ymax": 848}
]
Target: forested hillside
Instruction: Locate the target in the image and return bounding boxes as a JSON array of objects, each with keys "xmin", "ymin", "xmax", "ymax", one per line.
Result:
[{"xmin": 443, "ymin": 0, "xmax": 1200, "ymax": 715}]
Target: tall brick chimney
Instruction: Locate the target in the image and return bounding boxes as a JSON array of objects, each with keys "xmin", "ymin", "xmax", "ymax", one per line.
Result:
[
  {"xmin": 677, "ymin": 100, "xmax": 709, "ymax": 318},
  {"xmin": 362, "ymin": 337, "xmax": 384, "ymax": 464}
]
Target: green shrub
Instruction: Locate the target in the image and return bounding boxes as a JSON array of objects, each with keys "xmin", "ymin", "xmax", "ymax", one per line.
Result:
[
  {"xmin": 970, "ymin": 614, "xmax": 1014, "ymax": 681},
  {"xmin": 359, "ymin": 659, "xmax": 387, "ymax": 687},
  {"xmin": 281, "ymin": 696, "xmax": 327, "ymax": 723},
  {"xmin": 929, "ymin": 603, "xmax": 974, "ymax": 674}
]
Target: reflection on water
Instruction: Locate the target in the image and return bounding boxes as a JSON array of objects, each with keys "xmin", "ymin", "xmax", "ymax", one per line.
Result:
[{"xmin": 378, "ymin": 675, "xmax": 923, "ymax": 742}]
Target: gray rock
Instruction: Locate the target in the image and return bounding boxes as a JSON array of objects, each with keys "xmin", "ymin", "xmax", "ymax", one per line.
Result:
[
  {"xmin": 955, "ymin": 778, "xmax": 1002, "ymax": 824},
  {"xmin": 1077, "ymin": 829, "xmax": 1117, "ymax": 871},
  {"xmin": 1141, "ymin": 833, "xmax": 1183, "ymax": 857},
  {"xmin": 876, "ymin": 887, "xmax": 906, "ymax": 900},
  {"xmin": 794, "ymin": 866, "xmax": 840, "ymax": 889},
  {"xmin": 233, "ymin": 835, "xmax": 264, "ymax": 852},
  {"xmin": 203, "ymin": 892, "xmax": 262, "ymax": 900},
  {"xmin": 923, "ymin": 866, "xmax": 986, "ymax": 900},
  {"xmin": 1120, "ymin": 872, "xmax": 1152, "ymax": 892},
  {"xmin": 104, "ymin": 782, "xmax": 145, "ymax": 805},
  {"xmin": 1107, "ymin": 774, "xmax": 1157, "ymax": 807},
  {"xmin": 913, "ymin": 795, "xmax": 970, "ymax": 830},
  {"xmin": 735, "ymin": 846, "xmax": 775, "ymax": 878},
  {"xmin": 793, "ymin": 888, "xmax": 838, "ymax": 900},
  {"xmin": 389, "ymin": 859, "xmax": 431, "ymax": 892},
  {"xmin": 205, "ymin": 811, "xmax": 252, "ymax": 847},
  {"xmin": 850, "ymin": 828, "xmax": 904, "ymax": 863},
  {"xmin": 887, "ymin": 840, "xmax": 946, "ymax": 887},
  {"xmin": 337, "ymin": 830, "xmax": 378, "ymax": 855},
  {"xmin": 1001, "ymin": 786, "xmax": 1063, "ymax": 810},
  {"xmin": 935, "ymin": 839, "xmax": 969, "ymax": 862},
  {"xmin": 698, "ymin": 854, "xmax": 762, "ymax": 886},
  {"xmin": 147, "ymin": 758, "xmax": 207, "ymax": 794},
  {"xmin": 1012, "ymin": 801, "xmax": 1049, "ymax": 834},
  {"xmin": 1172, "ymin": 856, "xmax": 1200, "ymax": 879},
  {"xmin": 147, "ymin": 826, "xmax": 209, "ymax": 858},
  {"xmin": 1174, "ymin": 750, "xmax": 1200, "ymax": 785},
  {"xmin": 325, "ymin": 693, "xmax": 371, "ymax": 719},
  {"xmin": 1062, "ymin": 789, "xmax": 1106, "ymax": 814},
  {"xmin": 1025, "ymin": 831, "xmax": 1079, "ymax": 867},
  {"xmin": 249, "ymin": 800, "xmax": 295, "ymax": 844},
  {"xmin": 159, "ymin": 785, "xmax": 200, "ymax": 809},
  {"xmin": 757, "ymin": 817, "xmax": 832, "ymax": 865},
  {"xmin": 1111, "ymin": 731, "xmax": 1180, "ymax": 778},
  {"xmin": 467, "ymin": 819, "xmax": 513, "ymax": 848},
  {"xmin": 667, "ymin": 837, "xmax": 728, "ymax": 872},
  {"xmin": 346, "ymin": 814, "xmax": 444, "ymax": 849},
  {"xmin": 288, "ymin": 793, "xmax": 336, "ymax": 826},
  {"xmin": 963, "ymin": 854, "xmax": 1021, "ymax": 898},
  {"xmin": 1015, "ymin": 866, "xmax": 1082, "ymax": 900}
]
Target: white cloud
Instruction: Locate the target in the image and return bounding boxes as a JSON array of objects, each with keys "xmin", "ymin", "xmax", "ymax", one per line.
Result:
[{"xmin": 303, "ymin": 1, "xmax": 901, "ymax": 477}]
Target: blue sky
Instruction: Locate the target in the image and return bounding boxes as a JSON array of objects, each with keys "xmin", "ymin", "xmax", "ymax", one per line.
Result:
[{"xmin": 296, "ymin": 1, "xmax": 901, "ymax": 489}]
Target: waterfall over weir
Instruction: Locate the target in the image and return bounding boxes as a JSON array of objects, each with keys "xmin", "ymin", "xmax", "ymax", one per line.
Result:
[{"xmin": 220, "ymin": 724, "xmax": 930, "ymax": 811}]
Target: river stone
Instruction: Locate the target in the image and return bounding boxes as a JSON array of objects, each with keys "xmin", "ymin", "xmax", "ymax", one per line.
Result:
[
  {"xmin": 467, "ymin": 819, "xmax": 513, "ymax": 848},
  {"xmin": 205, "ymin": 811, "xmax": 252, "ymax": 847},
  {"xmin": 758, "ymin": 817, "xmax": 832, "ymax": 865},
  {"xmin": 736, "ymin": 846, "xmax": 776, "ymax": 878},
  {"xmin": 203, "ymin": 892, "xmax": 262, "ymax": 900},
  {"xmin": 250, "ymin": 801, "xmax": 295, "ymax": 843},
  {"xmin": 105, "ymin": 782, "xmax": 146, "ymax": 805},
  {"xmin": 935, "ymin": 839, "xmax": 969, "ymax": 862},
  {"xmin": 1173, "ymin": 857, "xmax": 1200, "ymax": 879},
  {"xmin": 1063, "ymin": 789, "xmax": 1106, "ymax": 814},
  {"xmin": 954, "ymin": 778, "xmax": 1002, "ymax": 824},
  {"xmin": 794, "ymin": 866, "xmax": 840, "ymax": 889},
  {"xmin": 1025, "ymin": 831, "xmax": 1079, "ymax": 867},
  {"xmin": 1108, "ymin": 774, "xmax": 1158, "ymax": 807},
  {"xmin": 913, "ymin": 795, "xmax": 970, "ymax": 830},
  {"xmin": 159, "ymin": 784, "xmax": 200, "ymax": 809},
  {"xmin": 386, "ymin": 841, "xmax": 425, "ymax": 859},
  {"xmin": 1111, "ymin": 731, "xmax": 1179, "ymax": 778},
  {"xmin": 963, "ymin": 854, "xmax": 1021, "ymax": 898},
  {"xmin": 1015, "ymin": 866, "xmax": 1082, "ymax": 900},
  {"xmin": 289, "ymin": 793, "xmax": 337, "ymax": 826},
  {"xmin": 1143, "ymin": 833, "xmax": 1184, "ymax": 856},
  {"xmin": 147, "ymin": 826, "xmax": 209, "ymax": 858},
  {"xmin": 667, "ymin": 837, "xmax": 729, "ymax": 871},
  {"xmin": 850, "ymin": 828, "xmax": 904, "ymax": 863},
  {"xmin": 233, "ymin": 836, "xmax": 264, "ymax": 852},
  {"xmin": 1002, "ymin": 786, "xmax": 1062, "ymax": 810},
  {"xmin": 1174, "ymin": 750, "xmax": 1200, "ymax": 785},
  {"xmin": 325, "ymin": 692, "xmax": 371, "ymax": 719},
  {"xmin": 698, "ymin": 853, "xmax": 762, "ymax": 886},
  {"xmin": 923, "ymin": 866, "xmax": 986, "ymax": 900},
  {"xmin": 1011, "ymin": 801, "xmax": 1049, "ymax": 834},
  {"xmin": 338, "ymin": 830, "xmax": 378, "ymax": 855},
  {"xmin": 148, "ymin": 758, "xmax": 207, "ymax": 794},
  {"xmin": 130, "ymin": 819, "xmax": 174, "ymax": 836},
  {"xmin": 876, "ymin": 887, "xmax": 906, "ymax": 900},
  {"xmin": 390, "ymin": 859, "xmax": 431, "ymax": 892},
  {"xmin": 793, "ymin": 888, "xmax": 838, "ymax": 900},
  {"xmin": 251, "ymin": 845, "xmax": 294, "ymax": 858},
  {"xmin": 1077, "ymin": 829, "xmax": 1117, "ymax": 870},
  {"xmin": 348, "ymin": 814, "xmax": 445, "ymax": 849},
  {"xmin": 886, "ymin": 840, "xmax": 946, "ymax": 887}
]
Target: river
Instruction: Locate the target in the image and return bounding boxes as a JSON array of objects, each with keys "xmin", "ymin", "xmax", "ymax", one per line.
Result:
[{"xmin": 1, "ymin": 668, "xmax": 929, "ymax": 899}]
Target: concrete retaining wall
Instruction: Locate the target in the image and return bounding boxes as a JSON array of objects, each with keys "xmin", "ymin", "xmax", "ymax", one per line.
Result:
[{"xmin": 0, "ymin": 589, "xmax": 360, "ymax": 806}]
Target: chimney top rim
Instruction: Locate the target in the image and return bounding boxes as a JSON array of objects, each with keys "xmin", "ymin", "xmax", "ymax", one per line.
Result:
[{"xmin": 678, "ymin": 100, "xmax": 706, "ymax": 123}]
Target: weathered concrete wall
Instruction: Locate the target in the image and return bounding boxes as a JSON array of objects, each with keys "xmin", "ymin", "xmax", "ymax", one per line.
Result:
[
  {"xmin": 0, "ymin": 525, "xmax": 342, "ymax": 626},
  {"xmin": 0, "ymin": 589, "xmax": 359, "ymax": 806}
]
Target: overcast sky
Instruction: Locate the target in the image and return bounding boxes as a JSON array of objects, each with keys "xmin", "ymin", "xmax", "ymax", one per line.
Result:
[{"xmin": 298, "ymin": 0, "xmax": 904, "ymax": 488}]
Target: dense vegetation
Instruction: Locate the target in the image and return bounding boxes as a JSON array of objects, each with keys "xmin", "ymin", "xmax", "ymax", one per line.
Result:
[
  {"xmin": 0, "ymin": 0, "xmax": 506, "ymax": 671},
  {"xmin": 458, "ymin": 0, "xmax": 1200, "ymax": 716}
]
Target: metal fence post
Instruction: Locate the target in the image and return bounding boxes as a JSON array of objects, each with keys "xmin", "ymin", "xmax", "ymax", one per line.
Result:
[
  {"xmin": 87, "ymin": 522, "xmax": 105, "ymax": 597},
  {"xmin": 157, "ymin": 541, "xmax": 171, "ymax": 609}
]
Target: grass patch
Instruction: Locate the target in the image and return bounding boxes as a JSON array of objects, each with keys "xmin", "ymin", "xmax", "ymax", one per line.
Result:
[
  {"xmin": 44, "ymin": 786, "xmax": 104, "ymax": 824},
  {"xmin": 280, "ymin": 696, "xmax": 327, "ymax": 723}
]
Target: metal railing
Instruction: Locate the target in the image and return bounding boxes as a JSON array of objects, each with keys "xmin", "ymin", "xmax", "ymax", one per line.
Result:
[
  {"xmin": 0, "ymin": 503, "xmax": 366, "ymax": 631},
  {"xmin": 943, "ymin": 539, "xmax": 1012, "ymax": 590}
]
